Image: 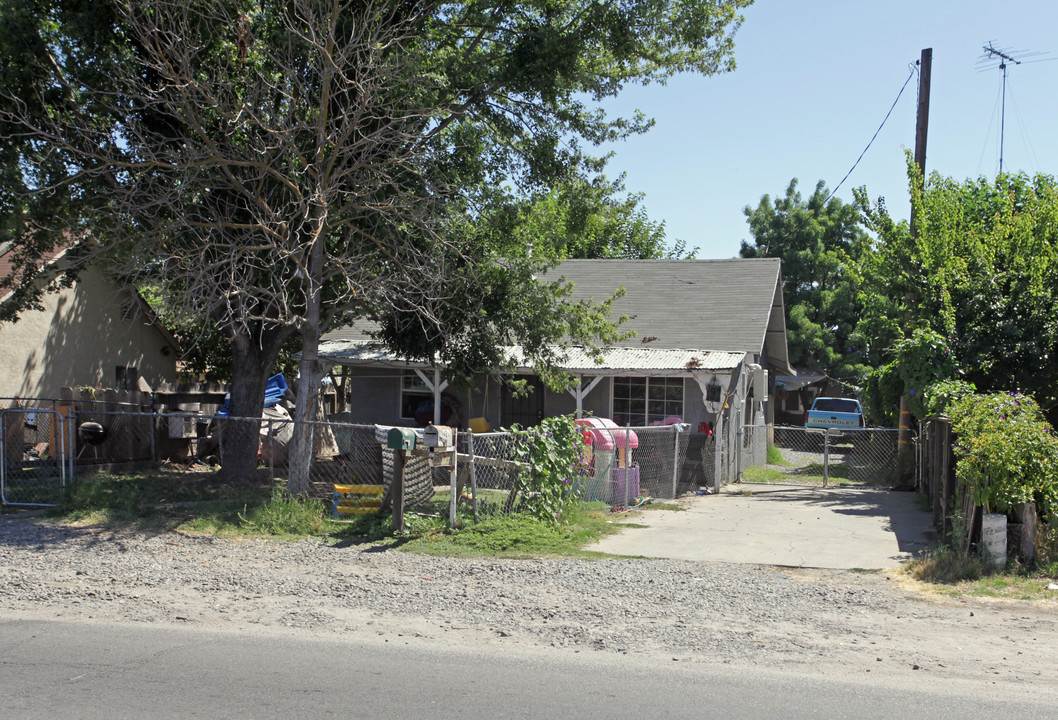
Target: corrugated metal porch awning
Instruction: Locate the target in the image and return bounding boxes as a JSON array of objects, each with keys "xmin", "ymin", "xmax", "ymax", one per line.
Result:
[{"xmin": 317, "ymin": 339, "xmax": 746, "ymax": 376}]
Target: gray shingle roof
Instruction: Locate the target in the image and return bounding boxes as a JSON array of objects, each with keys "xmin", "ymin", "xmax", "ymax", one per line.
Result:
[
  {"xmin": 546, "ymin": 258, "xmax": 784, "ymax": 355},
  {"xmin": 320, "ymin": 258, "xmax": 790, "ymax": 374}
]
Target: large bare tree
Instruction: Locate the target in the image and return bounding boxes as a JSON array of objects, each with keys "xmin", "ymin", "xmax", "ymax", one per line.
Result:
[
  {"xmin": 8, "ymin": 1, "xmax": 472, "ymax": 487},
  {"xmin": 3, "ymin": 0, "xmax": 750, "ymax": 487}
]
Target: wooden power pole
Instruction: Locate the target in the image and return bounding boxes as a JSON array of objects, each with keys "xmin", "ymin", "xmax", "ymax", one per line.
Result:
[{"xmin": 900, "ymin": 48, "xmax": 932, "ymax": 481}]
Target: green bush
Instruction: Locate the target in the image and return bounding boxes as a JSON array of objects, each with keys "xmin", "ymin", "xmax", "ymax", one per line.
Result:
[
  {"xmin": 506, "ymin": 414, "xmax": 589, "ymax": 525},
  {"xmin": 948, "ymin": 392, "xmax": 1058, "ymax": 521},
  {"xmin": 922, "ymin": 379, "xmax": 977, "ymax": 418}
]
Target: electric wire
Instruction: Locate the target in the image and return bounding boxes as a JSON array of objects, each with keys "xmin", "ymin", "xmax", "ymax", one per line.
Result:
[{"xmin": 825, "ymin": 63, "xmax": 917, "ymax": 204}]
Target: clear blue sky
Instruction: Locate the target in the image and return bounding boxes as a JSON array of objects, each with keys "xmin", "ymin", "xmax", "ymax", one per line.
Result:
[{"xmin": 594, "ymin": 0, "xmax": 1058, "ymax": 258}]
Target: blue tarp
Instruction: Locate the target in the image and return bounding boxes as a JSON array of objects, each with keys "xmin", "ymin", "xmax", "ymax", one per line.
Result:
[{"xmin": 216, "ymin": 374, "xmax": 287, "ymax": 417}]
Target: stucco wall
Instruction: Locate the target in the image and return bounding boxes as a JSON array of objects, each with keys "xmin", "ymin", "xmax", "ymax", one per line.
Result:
[{"xmin": 0, "ymin": 266, "xmax": 177, "ymax": 400}]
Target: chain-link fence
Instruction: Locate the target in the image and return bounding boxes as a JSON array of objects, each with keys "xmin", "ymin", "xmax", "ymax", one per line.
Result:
[
  {"xmin": 453, "ymin": 424, "xmax": 696, "ymax": 519},
  {"xmin": 1, "ymin": 408, "xmax": 71, "ymax": 507},
  {"xmin": 739, "ymin": 425, "xmax": 905, "ymax": 488},
  {"xmin": 2, "ymin": 402, "xmax": 712, "ymax": 517}
]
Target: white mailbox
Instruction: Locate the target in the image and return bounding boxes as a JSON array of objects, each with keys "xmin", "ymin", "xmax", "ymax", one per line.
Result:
[{"xmin": 422, "ymin": 424, "xmax": 454, "ymax": 448}]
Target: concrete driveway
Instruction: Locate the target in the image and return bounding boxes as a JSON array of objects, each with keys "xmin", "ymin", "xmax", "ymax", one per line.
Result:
[{"xmin": 591, "ymin": 483, "xmax": 937, "ymax": 569}]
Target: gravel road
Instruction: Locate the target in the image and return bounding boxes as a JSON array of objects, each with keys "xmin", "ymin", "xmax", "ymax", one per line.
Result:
[{"xmin": 2, "ymin": 515, "xmax": 1056, "ymax": 692}]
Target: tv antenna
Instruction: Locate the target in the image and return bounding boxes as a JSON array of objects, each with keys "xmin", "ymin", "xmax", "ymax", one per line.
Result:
[{"xmin": 976, "ymin": 42, "xmax": 1050, "ymax": 173}]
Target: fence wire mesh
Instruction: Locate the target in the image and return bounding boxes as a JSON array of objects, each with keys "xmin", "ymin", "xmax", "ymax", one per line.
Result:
[
  {"xmin": 2, "ymin": 400, "xmax": 718, "ymax": 518},
  {"xmin": 1, "ymin": 408, "xmax": 69, "ymax": 506},
  {"xmin": 741, "ymin": 425, "xmax": 904, "ymax": 488}
]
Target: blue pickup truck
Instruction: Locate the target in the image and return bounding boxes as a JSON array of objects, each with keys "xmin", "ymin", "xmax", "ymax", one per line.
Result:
[{"xmin": 804, "ymin": 397, "xmax": 865, "ymax": 434}]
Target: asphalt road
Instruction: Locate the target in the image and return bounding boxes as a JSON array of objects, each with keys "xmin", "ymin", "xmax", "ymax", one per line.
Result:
[{"xmin": 2, "ymin": 617, "xmax": 1054, "ymax": 719}]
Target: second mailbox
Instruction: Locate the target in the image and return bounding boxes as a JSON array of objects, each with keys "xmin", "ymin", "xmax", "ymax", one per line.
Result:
[
  {"xmin": 387, "ymin": 427, "xmax": 417, "ymax": 451},
  {"xmin": 422, "ymin": 424, "xmax": 454, "ymax": 448}
]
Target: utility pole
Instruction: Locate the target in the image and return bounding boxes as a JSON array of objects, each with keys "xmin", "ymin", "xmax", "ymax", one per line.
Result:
[
  {"xmin": 910, "ymin": 48, "xmax": 932, "ymax": 239},
  {"xmin": 900, "ymin": 48, "xmax": 931, "ymax": 482},
  {"xmin": 913, "ymin": 48, "xmax": 932, "ymax": 187}
]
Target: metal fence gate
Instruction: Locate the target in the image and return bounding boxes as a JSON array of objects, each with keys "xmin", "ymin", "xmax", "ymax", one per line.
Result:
[
  {"xmin": 1, "ymin": 408, "xmax": 70, "ymax": 507},
  {"xmin": 739, "ymin": 424, "xmax": 909, "ymax": 488}
]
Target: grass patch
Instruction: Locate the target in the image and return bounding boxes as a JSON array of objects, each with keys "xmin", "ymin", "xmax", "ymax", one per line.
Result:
[
  {"xmin": 741, "ymin": 465, "xmax": 828, "ymax": 485},
  {"xmin": 49, "ymin": 469, "xmax": 626, "ymax": 556},
  {"xmin": 766, "ymin": 444, "xmax": 792, "ymax": 466},
  {"xmin": 904, "ymin": 547, "xmax": 1058, "ymax": 601},
  {"xmin": 643, "ymin": 501, "xmax": 683, "ymax": 511}
]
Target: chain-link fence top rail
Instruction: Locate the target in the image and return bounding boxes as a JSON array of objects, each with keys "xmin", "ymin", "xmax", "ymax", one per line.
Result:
[
  {"xmin": 740, "ymin": 425, "xmax": 904, "ymax": 488},
  {"xmin": 3, "ymin": 400, "xmax": 718, "ymax": 513}
]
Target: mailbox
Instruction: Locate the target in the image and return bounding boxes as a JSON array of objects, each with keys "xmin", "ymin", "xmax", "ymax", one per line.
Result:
[
  {"xmin": 422, "ymin": 424, "xmax": 454, "ymax": 448},
  {"xmin": 387, "ymin": 427, "xmax": 417, "ymax": 451}
]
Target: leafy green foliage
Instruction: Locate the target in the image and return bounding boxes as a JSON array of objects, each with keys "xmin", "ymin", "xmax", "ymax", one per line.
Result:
[
  {"xmin": 476, "ymin": 175, "xmax": 689, "ymax": 262},
  {"xmin": 921, "ymin": 379, "xmax": 977, "ymax": 418},
  {"xmin": 506, "ymin": 414, "xmax": 590, "ymax": 524},
  {"xmin": 856, "ymin": 158, "xmax": 1058, "ymax": 423},
  {"xmin": 740, "ymin": 178, "xmax": 869, "ymax": 379},
  {"xmin": 862, "ymin": 329, "xmax": 957, "ymax": 424},
  {"xmin": 947, "ymin": 392, "xmax": 1058, "ymax": 520}
]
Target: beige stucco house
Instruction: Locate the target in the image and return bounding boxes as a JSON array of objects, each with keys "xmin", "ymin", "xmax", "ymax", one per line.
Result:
[{"xmin": 0, "ymin": 243, "xmax": 179, "ymax": 401}]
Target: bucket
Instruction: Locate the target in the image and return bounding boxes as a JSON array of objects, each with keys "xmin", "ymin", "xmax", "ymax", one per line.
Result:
[{"xmin": 982, "ymin": 513, "xmax": 1007, "ymax": 568}]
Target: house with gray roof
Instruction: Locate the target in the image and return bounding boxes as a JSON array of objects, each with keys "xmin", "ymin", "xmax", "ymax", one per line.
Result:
[{"xmin": 318, "ymin": 258, "xmax": 791, "ymax": 450}]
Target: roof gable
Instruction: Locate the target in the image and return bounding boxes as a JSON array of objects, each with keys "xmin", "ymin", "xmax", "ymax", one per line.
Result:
[{"xmin": 548, "ymin": 258, "xmax": 787, "ymax": 357}]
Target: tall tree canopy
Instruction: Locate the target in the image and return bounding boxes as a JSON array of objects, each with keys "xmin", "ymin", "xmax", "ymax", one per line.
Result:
[
  {"xmin": 739, "ymin": 178, "xmax": 868, "ymax": 380},
  {"xmin": 1, "ymin": 0, "xmax": 751, "ymax": 482},
  {"xmin": 855, "ymin": 159, "xmax": 1058, "ymax": 424}
]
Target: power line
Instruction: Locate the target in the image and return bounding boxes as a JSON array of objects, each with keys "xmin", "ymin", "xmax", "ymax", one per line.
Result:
[{"xmin": 825, "ymin": 63, "xmax": 918, "ymax": 204}]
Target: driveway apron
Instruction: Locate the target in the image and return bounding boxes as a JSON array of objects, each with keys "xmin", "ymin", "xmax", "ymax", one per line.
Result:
[{"xmin": 591, "ymin": 483, "xmax": 936, "ymax": 569}]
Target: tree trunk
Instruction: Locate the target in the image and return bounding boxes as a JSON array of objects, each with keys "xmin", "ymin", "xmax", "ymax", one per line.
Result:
[
  {"xmin": 216, "ymin": 329, "xmax": 291, "ymax": 484},
  {"xmin": 288, "ymin": 334, "xmax": 325, "ymax": 495},
  {"xmin": 288, "ymin": 227, "xmax": 327, "ymax": 495}
]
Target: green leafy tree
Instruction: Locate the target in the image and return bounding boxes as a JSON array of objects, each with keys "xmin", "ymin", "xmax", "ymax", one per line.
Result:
[
  {"xmin": 2, "ymin": 0, "xmax": 751, "ymax": 485},
  {"xmin": 475, "ymin": 174, "xmax": 691, "ymax": 262},
  {"xmin": 856, "ymin": 157, "xmax": 1058, "ymax": 423},
  {"xmin": 739, "ymin": 178, "xmax": 868, "ymax": 380}
]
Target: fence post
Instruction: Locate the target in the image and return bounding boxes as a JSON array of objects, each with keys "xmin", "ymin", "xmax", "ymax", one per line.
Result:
[
  {"xmin": 448, "ymin": 434, "xmax": 459, "ymax": 529},
  {"xmin": 268, "ymin": 418, "xmax": 274, "ymax": 482},
  {"xmin": 68, "ymin": 409, "xmax": 76, "ymax": 487},
  {"xmin": 671, "ymin": 424, "xmax": 680, "ymax": 498},
  {"xmin": 467, "ymin": 431, "xmax": 479, "ymax": 523},
  {"xmin": 823, "ymin": 429, "xmax": 830, "ymax": 487}
]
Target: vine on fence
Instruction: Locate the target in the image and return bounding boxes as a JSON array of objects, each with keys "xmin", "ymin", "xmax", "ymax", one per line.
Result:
[{"xmin": 505, "ymin": 414, "xmax": 590, "ymax": 525}]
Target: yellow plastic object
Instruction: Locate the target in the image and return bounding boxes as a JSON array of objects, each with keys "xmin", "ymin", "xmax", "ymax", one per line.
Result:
[
  {"xmin": 468, "ymin": 417, "xmax": 491, "ymax": 433},
  {"xmin": 333, "ymin": 484, "xmax": 384, "ymax": 516}
]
